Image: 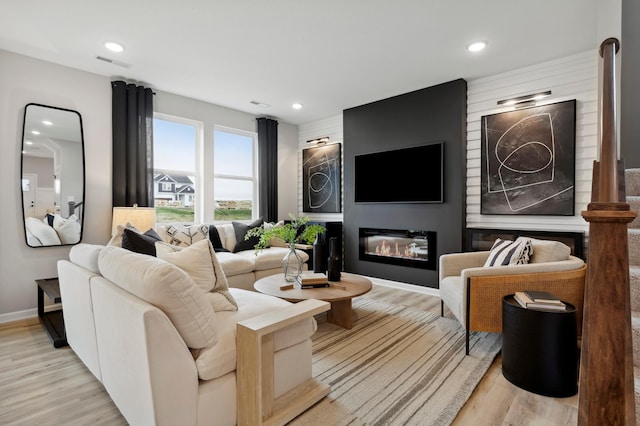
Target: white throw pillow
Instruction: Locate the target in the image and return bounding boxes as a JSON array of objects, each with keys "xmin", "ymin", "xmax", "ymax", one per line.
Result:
[
  {"xmin": 527, "ymin": 238, "xmax": 571, "ymax": 263},
  {"xmin": 53, "ymin": 214, "xmax": 81, "ymax": 244},
  {"xmin": 25, "ymin": 217, "xmax": 61, "ymax": 246},
  {"xmin": 98, "ymin": 245, "xmax": 218, "ymax": 349},
  {"xmin": 156, "ymin": 239, "xmax": 238, "ymax": 312},
  {"xmin": 483, "ymin": 237, "xmax": 533, "ymax": 267}
]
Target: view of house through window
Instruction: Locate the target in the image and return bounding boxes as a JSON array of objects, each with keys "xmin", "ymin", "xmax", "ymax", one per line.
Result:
[
  {"xmin": 152, "ymin": 116, "xmax": 258, "ymax": 223},
  {"xmin": 153, "ymin": 117, "xmax": 196, "ymax": 223},
  {"xmin": 213, "ymin": 128, "xmax": 256, "ymax": 221}
]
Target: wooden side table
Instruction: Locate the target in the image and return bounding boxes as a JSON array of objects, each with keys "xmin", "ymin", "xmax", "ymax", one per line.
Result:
[
  {"xmin": 36, "ymin": 277, "xmax": 67, "ymax": 348},
  {"xmin": 501, "ymin": 295, "xmax": 578, "ymax": 397}
]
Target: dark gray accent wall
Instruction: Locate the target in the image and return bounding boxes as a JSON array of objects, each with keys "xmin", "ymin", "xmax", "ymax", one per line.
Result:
[
  {"xmin": 343, "ymin": 79, "xmax": 467, "ymax": 288},
  {"xmin": 621, "ymin": 0, "xmax": 640, "ymax": 168}
]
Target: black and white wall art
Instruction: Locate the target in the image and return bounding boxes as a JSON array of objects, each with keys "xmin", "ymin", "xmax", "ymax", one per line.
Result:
[
  {"xmin": 481, "ymin": 99, "xmax": 576, "ymax": 215},
  {"xmin": 302, "ymin": 143, "xmax": 342, "ymax": 213}
]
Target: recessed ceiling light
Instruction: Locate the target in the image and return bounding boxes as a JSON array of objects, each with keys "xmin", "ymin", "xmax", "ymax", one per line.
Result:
[
  {"xmin": 467, "ymin": 41, "xmax": 487, "ymax": 52},
  {"xmin": 105, "ymin": 41, "xmax": 124, "ymax": 53},
  {"xmin": 42, "ymin": 120, "xmax": 52, "ymax": 126},
  {"xmin": 31, "ymin": 130, "xmax": 40, "ymax": 135},
  {"xmin": 25, "ymin": 140, "xmax": 33, "ymax": 145},
  {"xmin": 292, "ymin": 103, "xmax": 303, "ymax": 110}
]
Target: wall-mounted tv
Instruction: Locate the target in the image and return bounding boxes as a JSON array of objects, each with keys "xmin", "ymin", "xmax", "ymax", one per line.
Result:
[{"xmin": 354, "ymin": 142, "xmax": 443, "ymax": 203}]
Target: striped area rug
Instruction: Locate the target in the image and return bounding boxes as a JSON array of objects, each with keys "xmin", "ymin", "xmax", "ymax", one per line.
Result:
[{"xmin": 291, "ymin": 298, "xmax": 501, "ymax": 426}]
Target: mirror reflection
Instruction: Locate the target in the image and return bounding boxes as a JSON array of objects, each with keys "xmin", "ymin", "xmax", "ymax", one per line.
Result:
[{"xmin": 21, "ymin": 103, "xmax": 85, "ymax": 247}]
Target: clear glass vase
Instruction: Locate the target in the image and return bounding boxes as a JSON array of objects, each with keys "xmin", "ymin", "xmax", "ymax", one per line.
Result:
[{"xmin": 282, "ymin": 246, "xmax": 303, "ymax": 282}]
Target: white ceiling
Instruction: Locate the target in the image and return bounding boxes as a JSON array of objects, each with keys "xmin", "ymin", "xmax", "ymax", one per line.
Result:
[{"xmin": 0, "ymin": 1, "xmax": 600, "ymax": 126}]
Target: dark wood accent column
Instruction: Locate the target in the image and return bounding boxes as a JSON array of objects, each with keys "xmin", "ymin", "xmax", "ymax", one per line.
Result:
[{"xmin": 578, "ymin": 38, "xmax": 637, "ymax": 425}]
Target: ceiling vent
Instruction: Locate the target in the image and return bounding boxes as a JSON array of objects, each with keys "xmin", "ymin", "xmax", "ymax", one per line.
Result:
[{"xmin": 96, "ymin": 56, "xmax": 131, "ymax": 68}]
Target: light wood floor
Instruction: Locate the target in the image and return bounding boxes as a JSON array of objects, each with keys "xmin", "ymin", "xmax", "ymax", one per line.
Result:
[{"xmin": 0, "ymin": 284, "xmax": 578, "ymax": 425}]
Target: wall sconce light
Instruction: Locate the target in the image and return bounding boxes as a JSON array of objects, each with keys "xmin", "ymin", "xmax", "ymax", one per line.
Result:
[
  {"xmin": 307, "ymin": 137, "xmax": 330, "ymax": 144},
  {"xmin": 497, "ymin": 90, "xmax": 552, "ymax": 109}
]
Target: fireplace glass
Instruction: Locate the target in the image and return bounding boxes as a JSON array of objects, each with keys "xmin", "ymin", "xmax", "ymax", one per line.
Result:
[{"xmin": 359, "ymin": 228, "xmax": 436, "ymax": 270}]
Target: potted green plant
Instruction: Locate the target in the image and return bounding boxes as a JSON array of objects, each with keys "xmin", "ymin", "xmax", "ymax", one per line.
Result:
[{"xmin": 245, "ymin": 213, "xmax": 326, "ymax": 281}]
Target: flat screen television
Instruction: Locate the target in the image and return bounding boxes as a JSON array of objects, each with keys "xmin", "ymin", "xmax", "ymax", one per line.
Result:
[{"xmin": 354, "ymin": 142, "xmax": 443, "ymax": 203}]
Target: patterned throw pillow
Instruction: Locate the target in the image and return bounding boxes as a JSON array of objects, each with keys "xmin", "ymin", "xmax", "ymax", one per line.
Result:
[
  {"xmin": 483, "ymin": 237, "xmax": 533, "ymax": 267},
  {"xmin": 166, "ymin": 224, "xmax": 209, "ymax": 247}
]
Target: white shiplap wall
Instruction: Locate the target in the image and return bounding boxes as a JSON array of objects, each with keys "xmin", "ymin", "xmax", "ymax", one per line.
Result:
[
  {"xmin": 297, "ymin": 114, "xmax": 344, "ymax": 222},
  {"xmin": 466, "ymin": 50, "xmax": 598, "ymax": 234}
]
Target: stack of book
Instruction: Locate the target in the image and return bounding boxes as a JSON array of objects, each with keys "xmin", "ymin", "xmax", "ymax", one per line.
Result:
[
  {"xmin": 514, "ymin": 290, "xmax": 567, "ymax": 311},
  {"xmin": 295, "ymin": 272, "xmax": 330, "ymax": 289}
]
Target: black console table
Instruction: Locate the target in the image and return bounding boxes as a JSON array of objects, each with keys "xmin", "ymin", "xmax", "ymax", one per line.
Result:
[
  {"xmin": 501, "ymin": 295, "xmax": 578, "ymax": 397},
  {"xmin": 36, "ymin": 277, "xmax": 67, "ymax": 348}
]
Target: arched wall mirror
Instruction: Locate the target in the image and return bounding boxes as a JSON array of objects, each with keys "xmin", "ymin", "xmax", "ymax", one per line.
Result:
[{"xmin": 21, "ymin": 103, "xmax": 85, "ymax": 247}]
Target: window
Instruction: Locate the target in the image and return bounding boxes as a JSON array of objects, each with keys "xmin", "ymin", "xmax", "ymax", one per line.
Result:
[
  {"xmin": 153, "ymin": 116, "xmax": 197, "ymax": 223},
  {"xmin": 213, "ymin": 128, "xmax": 257, "ymax": 221}
]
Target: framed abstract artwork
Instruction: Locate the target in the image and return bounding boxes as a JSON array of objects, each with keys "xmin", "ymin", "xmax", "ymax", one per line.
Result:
[
  {"xmin": 302, "ymin": 143, "xmax": 342, "ymax": 213},
  {"xmin": 480, "ymin": 99, "xmax": 576, "ymax": 215}
]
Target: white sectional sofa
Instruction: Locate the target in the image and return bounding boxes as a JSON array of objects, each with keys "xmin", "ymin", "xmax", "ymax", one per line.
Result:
[
  {"xmin": 57, "ymin": 240, "xmax": 328, "ymax": 426},
  {"xmin": 154, "ymin": 222, "xmax": 309, "ymax": 291}
]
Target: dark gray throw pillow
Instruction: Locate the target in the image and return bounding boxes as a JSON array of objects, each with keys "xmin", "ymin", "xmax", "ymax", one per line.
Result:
[
  {"xmin": 232, "ymin": 217, "xmax": 264, "ymax": 253},
  {"xmin": 208, "ymin": 225, "xmax": 230, "ymax": 253},
  {"xmin": 122, "ymin": 228, "xmax": 163, "ymax": 256}
]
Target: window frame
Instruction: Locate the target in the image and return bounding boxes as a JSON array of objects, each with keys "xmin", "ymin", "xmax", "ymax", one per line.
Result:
[
  {"xmin": 152, "ymin": 113, "xmax": 203, "ymax": 223},
  {"xmin": 213, "ymin": 125, "xmax": 259, "ymax": 221}
]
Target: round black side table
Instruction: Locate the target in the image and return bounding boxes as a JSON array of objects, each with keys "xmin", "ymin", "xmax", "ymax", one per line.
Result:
[{"xmin": 501, "ymin": 295, "xmax": 578, "ymax": 397}]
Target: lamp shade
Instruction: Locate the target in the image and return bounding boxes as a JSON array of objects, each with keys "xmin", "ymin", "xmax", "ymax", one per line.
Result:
[{"xmin": 111, "ymin": 206, "xmax": 156, "ymax": 236}]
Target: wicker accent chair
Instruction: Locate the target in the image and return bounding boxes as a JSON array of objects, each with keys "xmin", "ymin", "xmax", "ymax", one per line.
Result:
[{"xmin": 439, "ymin": 238, "xmax": 586, "ymax": 355}]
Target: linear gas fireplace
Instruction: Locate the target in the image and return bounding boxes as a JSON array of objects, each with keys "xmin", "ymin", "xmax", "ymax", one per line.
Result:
[{"xmin": 359, "ymin": 228, "xmax": 437, "ymax": 270}]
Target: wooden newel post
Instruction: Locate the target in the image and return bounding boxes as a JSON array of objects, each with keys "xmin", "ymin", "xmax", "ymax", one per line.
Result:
[{"xmin": 578, "ymin": 38, "xmax": 637, "ymax": 425}]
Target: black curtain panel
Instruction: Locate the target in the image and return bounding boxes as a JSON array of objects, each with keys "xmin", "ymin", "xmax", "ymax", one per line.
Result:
[
  {"xmin": 112, "ymin": 81, "xmax": 154, "ymax": 207},
  {"xmin": 257, "ymin": 117, "xmax": 278, "ymax": 222}
]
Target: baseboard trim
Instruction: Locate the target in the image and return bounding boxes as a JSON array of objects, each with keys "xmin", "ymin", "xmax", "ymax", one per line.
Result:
[
  {"xmin": 0, "ymin": 308, "xmax": 37, "ymax": 324},
  {"xmin": 361, "ymin": 275, "xmax": 440, "ymax": 298}
]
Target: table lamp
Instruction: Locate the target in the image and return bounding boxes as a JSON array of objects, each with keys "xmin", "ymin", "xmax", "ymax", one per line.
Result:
[{"xmin": 111, "ymin": 204, "xmax": 156, "ymax": 236}]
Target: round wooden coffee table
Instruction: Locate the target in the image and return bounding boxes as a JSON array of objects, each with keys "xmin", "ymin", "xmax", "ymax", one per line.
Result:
[{"xmin": 254, "ymin": 272, "xmax": 372, "ymax": 329}]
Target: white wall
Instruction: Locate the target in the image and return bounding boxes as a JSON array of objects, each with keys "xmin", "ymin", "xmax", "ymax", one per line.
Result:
[
  {"xmin": 0, "ymin": 50, "xmax": 299, "ymax": 320},
  {"xmin": 0, "ymin": 50, "xmax": 112, "ymax": 321},
  {"xmin": 466, "ymin": 50, "xmax": 598, "ymax": 233}
]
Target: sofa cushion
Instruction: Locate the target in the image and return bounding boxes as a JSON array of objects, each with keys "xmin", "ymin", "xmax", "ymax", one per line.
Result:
[
  {"xmin": 155, "ymin": 239, "xmax": 238, "ymax": 312},
  {"xmin": 122, "ymin": 228, "xmax": 163, "ymax": 256},
  {"xmin": 98, "ymin": 245, "xmax": 218, "ymax": 349},
  {"xmin": 192, "ymin": 288, "xmax": 316, "ymax": 381},
  {"xmin": 69, "ymin": 243, "xmax": 103, "ymax": 273},
  {"xmin": 527, "ymin": 238, "xmax": 571, "ymax": 263},
  {"xmin": 483, "ymin": 237, "xmax": 532, "ymax": 267},
  {"xmin": 213, "ymin": 251, "xmax": 255, "ymax": 276},
  {"xmin": 235, "ymin": 246, "xmax": 309, "ymax": 271},
  {"xmin": 232, "ymin": 218, "xmax": 264, "ymax": 253}
]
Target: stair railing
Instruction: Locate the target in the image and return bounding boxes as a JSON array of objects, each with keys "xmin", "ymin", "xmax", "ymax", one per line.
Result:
[{"xmin": 578, "ymin": 38, "xmax": 638, "ymax": 425}]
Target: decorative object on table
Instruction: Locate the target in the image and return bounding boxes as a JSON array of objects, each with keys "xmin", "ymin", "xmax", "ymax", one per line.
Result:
[
  {"xmin": 327, "ymin": 236, "xmax": 341, "ymax": 282},
  {"xmin": 245, "ymin": 213, "xmax": 325, "ymax": 282},
  {"xmin": 313, "ymin": 231, "xmax": 326, "ymax": 273},
  {"xmin": 296, "ymin": 272, "xmax": 329, "ymax": 289},
  {"xmin": 514, "ymin": 291, "xmax": 567, "ymax": 311},
  {"xmin": 480, "ymin": 99, "xmax": 576, "ymax": 215},
  {"xmin": 302, "ymin": 143, "xmax": 342, "ymax": 213}
]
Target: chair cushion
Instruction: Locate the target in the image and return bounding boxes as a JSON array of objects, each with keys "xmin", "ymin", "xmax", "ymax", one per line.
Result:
[
  {"xmin": 527, "ymin": 238, "xmax": 571, "ymax": 263},
  {"xmin": 98, "ymin": 245, "xmax": 218, "ymax": 349},
  {"xmin": 483, "ymin": 237, "xmax": 532, "ymax": 267},
  {"xmin": 155, "ymin": 239, "xmax": 238, "ymax": 312}
]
